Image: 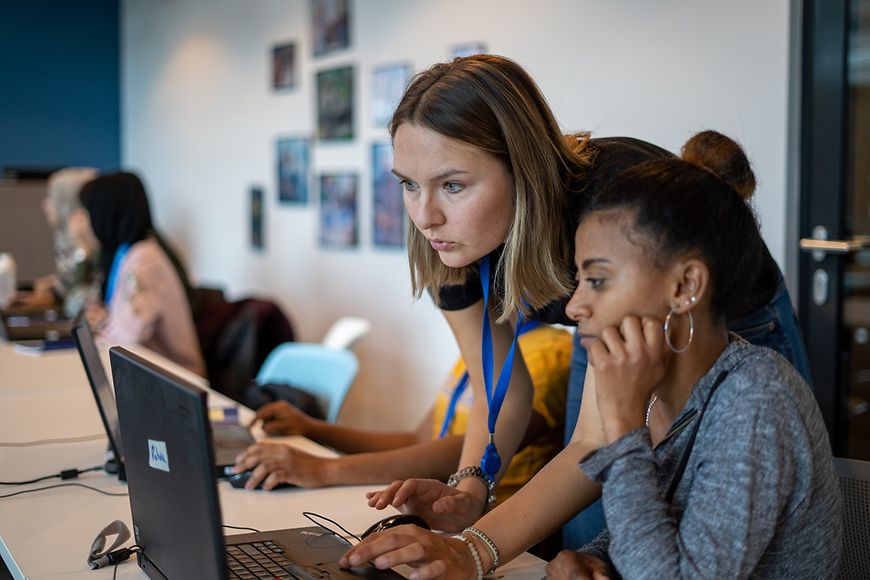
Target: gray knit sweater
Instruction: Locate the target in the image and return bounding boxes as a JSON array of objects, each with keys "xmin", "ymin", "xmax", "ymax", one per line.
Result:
[{"xmin": 579, "ymin": 337, "xmax": 842, "ymax": 579}]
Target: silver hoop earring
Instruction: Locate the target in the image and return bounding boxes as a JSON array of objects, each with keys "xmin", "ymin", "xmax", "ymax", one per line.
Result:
[{"xmin": 664, "ymin": 308, "xmax": 694, "ymax": 353}]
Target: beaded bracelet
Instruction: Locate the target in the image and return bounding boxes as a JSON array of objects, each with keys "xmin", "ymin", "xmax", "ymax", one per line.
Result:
[
  {"xmin": 447, "ymin": 466, "xmax": 496, "ymax": 508},
  {"xmin": 462, "ymin": 526, "xmax": 499, "ymax": 575},
  {"xmin": 461, "ymin": 535, "xmax": 484, "ymax": 580}
]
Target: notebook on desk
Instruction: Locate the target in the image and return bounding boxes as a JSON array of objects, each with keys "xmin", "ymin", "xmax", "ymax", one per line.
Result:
[
  {"xmin": 71, "ymin": 317, "xmax": 255, "ymax": 475},
  {"xmin": 110, "ymin": 346, "xmax": 400, "ymax": 580}
]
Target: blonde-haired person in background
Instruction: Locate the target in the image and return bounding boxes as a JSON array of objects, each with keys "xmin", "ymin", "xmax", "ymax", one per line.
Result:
[{"xmin": 14, "ymin": 167, "xmax": 100, "ymax": 316}]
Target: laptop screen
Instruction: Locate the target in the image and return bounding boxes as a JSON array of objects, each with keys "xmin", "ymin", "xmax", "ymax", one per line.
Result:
[
  {"xmin": 71, "ymin": 316, "xmax": 124, "ymax": 464},
  {"xmin": 110, "ymin": 346, "xmax": 227, "ymax": 579},
  {"xmin": 0, "ymin": 309, "xmax": 72, "ymax": 342}
]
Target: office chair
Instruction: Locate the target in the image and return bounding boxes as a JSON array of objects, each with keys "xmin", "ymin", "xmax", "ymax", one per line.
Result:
[
  {"xmin": 834, "ymin": 456, "xmax": 870, "ymax": 579},
  {"xmin": 196, "ymin": 294, "xmax": 295, "ymax": 404},
  {"xmin": 256, "ymin": 342, "xmax": 358, "ymax": 423},
  {"xmin": 321, "ymin": 316, "xmax": 371, "ymax": 351}
]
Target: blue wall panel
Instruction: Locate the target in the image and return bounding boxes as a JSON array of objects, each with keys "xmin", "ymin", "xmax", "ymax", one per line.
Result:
[{"xmin": 0, "ymin": 0, "xmax": 120, "ymax": 175}]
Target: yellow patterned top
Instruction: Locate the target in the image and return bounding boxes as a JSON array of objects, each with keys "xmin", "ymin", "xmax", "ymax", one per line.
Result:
[{"xmin": 432, "ymin": 325, "xmax": 573, "ymax": 505}]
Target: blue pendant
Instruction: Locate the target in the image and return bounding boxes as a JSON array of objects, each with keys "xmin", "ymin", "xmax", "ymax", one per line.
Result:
[{"xmin": 481, "ymin": 443, "xmax": 501, "ymax": 477}]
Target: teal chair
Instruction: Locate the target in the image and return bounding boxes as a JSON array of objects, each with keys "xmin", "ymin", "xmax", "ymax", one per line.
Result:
[{"xmin": 255, "ymin": 342, "xmax": 358, "ymax": 423}]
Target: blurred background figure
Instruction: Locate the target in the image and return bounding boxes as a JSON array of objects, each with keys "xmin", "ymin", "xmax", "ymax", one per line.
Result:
[
  {"xmin": 72, "ymin": 171, "xmax": 205, "ymax": 376},
  {"xmin": 13, "ymin": 167, "xmax": 99, "ymax": 315}
]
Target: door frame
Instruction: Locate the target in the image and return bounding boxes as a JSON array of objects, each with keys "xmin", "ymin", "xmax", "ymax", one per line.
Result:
[{"xmin": 797, "ymin": 0, "xmax": 849, "ymax": 453}]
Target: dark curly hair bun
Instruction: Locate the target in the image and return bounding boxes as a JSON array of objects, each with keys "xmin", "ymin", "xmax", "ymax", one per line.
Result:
[
  {"xmin": 584, "ymin": 129, "xmax": 765, "ymax": 321},
  {"xmin": 681, "ymin": 130, "xmax": 756, "ymax": 200}
]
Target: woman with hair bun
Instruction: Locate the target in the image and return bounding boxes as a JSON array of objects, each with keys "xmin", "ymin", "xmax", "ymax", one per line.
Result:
[
  {"xmin": 341, "ymin": 54, "xmax": 820, "ymax": 577},
  {"xmin": 541, "ymin": 131, "xmax": 841, "ymax": 578},
  {"xmin": 343, "ymin": 129, "xmax": 840, "ymax": 579}
]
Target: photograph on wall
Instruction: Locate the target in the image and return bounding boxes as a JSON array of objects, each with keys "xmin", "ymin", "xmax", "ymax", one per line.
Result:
[
  {"xmin": 277, "ymin": 136, "xmax": 310, "ymax": 203},
  {"xmin": 450, "ymin": 42, "xmax": 487, "ymax": 59},
  {"xmin": 319, "ymin": 173, "xmax": 358, "ymax": 247},
  {"xmin": 312, "ymin": 0, "xmax": 350, "ymax": 57},
  {"xmin": 250, "ymin": 186, "xmax": 265, "ymax": 250},
  {"xmin": 317, "ymin": 66, "xmax": 354, "ymax": 140},
  {"xmin": 272, "ymin": 42, "xmax": 296, "ymax": 90},
  {"xmin": 372, "ymin": 142, "xmax": 404, "ymax": 248},
  {"xmin": 371, "ymin": 63, "xmax": 411, "ymax": 129}
]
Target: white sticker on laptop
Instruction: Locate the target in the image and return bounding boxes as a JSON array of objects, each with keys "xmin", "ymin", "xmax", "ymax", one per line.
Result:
[{"xmin": 148, "ymin": 440, "xmax": 170, "ymax": 472}]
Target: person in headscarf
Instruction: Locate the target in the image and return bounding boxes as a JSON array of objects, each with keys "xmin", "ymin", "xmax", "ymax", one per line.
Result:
[
  {"xmin": 71, "ymin": 171, "xmax": 205, "ymax": 376},
  {"xmin": 15, "ymin": 167, "xmax": 100, "ymax": 315}
]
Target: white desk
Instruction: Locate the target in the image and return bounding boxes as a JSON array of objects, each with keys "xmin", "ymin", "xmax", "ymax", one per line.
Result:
[{"xmin": 0, "ymin": 343, "xmax": 545, "ymax": 579}]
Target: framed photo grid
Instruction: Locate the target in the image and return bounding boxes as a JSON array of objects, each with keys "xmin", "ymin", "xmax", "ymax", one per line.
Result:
[{"xmin": 257, "ymin": 7, "xmax": 495, "ymax": 255}]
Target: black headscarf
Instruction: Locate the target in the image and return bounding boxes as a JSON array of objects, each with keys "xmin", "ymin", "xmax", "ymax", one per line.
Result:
[
  {"xmin": 79, "ymin": 171, "xmax": 197, "ymax": 310},
  {"xmin": 79, "ymin": 172, "xmax": 154, "ymax": 298}
]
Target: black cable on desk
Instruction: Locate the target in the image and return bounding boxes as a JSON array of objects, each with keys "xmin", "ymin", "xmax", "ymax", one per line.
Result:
[
  {"xmin": 303, "ymin": 511, "xmax": 361, "ymax": 543},
  {"xmin": 0, "ymin": 464, "xmax": 103, "ymax": 485},
  {"xmin": 0, "ymin": 482, "xmax": 128, "ymax": 499},
  {"xmin": 223, "ymin": 524, "xmax": 262, "ymax": 533}
]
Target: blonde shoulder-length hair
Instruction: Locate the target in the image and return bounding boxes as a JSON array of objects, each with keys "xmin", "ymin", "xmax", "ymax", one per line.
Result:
[{"xmin": 390, "ymin": 54, "xmax": 593, "ymax": 323}]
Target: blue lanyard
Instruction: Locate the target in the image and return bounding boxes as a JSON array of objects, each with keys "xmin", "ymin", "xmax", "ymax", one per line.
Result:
[
  {"xmin": 477, "ymin": 254, "xmax": 528, "ymax": 480},
  {"xmin": 438, "ymin": 319, "xmax": 540, "ymax": 439},
  {"xmin": 104, "ymin": 243, "xmax": 130, "ymax": 306},
  {"xmin": 438, "ymin": 372, "xmax": 470, "ymax": 438}
]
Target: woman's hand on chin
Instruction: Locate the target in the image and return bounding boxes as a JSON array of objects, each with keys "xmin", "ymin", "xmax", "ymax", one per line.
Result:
[{"xmin": 587, "ymin": 316, "xmax": 668, "ymax": 443}]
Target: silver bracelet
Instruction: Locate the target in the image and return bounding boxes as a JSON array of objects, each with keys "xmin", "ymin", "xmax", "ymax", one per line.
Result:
[
  {"xmin": 463, "ymin": 526, "xmax": 499, "ymax": 575},
  {"xmin": 461, "ymin": 535, "xmax": 484, "ymax": 580},
  {"xmin": 447, "ymin": 466, "xmax": 496, "ymax": 507}
]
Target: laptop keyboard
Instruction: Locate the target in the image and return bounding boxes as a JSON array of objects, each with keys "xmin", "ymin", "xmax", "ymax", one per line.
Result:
[{"xmin": 226, "ymin": 541, "xmax": 321, "ymax": 580}]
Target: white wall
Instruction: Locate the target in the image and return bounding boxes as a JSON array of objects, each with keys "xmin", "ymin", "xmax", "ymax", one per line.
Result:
[{"xmin": 122, "ymin": 0, "xmax": 792, "ymax": 430}]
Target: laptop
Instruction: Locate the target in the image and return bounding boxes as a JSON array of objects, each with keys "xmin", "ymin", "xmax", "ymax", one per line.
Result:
[
  {"xmin": 110, "ymin": 347, "xmax": 400, "ymax": 580},
  {"xmin": 0, "ymin": 307, "xmax": 72, "ymax": 343},
  {"xmin": 70, "ymin": 315, "xmax": 127, "ymax": 479},
  {"xmin": 71, "ymin": 317, "xmax": 255, "ymax": 473},
  {"xmin": 0, "ymin": 536, "xmax": 25, "ymax": 580}
]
